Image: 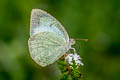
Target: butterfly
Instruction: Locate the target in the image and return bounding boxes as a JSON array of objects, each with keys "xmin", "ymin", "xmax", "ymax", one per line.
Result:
[{"xmin": 28, "ymin": 9, "xmax": 87, "ymax": 67}]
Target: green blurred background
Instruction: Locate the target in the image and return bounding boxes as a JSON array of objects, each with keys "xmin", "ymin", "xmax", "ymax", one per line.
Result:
[{"xmin": 0, "ymin": 0, "xmax": 120, "ymax": 80}]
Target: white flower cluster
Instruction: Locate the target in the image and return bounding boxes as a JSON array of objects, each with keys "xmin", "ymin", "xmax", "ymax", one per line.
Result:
[{"xmin": 65, "ymin": 53, "xmax": 84, "ymax": 66}]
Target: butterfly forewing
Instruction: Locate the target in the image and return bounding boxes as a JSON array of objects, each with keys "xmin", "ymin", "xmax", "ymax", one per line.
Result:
[{"xmin": 30, "ymin": 9, "xmax": 69, "ymax": 43}]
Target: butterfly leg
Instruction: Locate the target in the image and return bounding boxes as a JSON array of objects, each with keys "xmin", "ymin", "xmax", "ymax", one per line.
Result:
[{"xmin": 70, "ymin": 47, "xmax": 76, "ymax": 53}]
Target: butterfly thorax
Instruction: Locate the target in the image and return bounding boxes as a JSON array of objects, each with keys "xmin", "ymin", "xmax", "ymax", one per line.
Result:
[
  {"xmin": 65, "ymin": 38, "xmax": 76, "ymax": 51},
  {"xmin": 66, "ymin": 38, "xmax": 76, "ymax": 53}
]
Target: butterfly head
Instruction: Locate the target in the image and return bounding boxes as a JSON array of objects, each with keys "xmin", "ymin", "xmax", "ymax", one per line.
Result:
[{"xmin": 69, "ymin": 38, "xmax": 76, "ymax": 45}]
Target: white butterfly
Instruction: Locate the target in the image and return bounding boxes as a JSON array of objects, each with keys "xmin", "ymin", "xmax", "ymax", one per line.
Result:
[{"xmin": 28, "ymin": 9, "xmax": 81, "ymax": 67}]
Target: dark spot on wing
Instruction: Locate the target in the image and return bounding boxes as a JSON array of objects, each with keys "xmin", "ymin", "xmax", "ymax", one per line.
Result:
[
  {"xmin": 50, "ymin": 23, "xmax": 53, "ymax": 27},
  {"xmin": 37, "ymin": 19, "xmax": 40, "ymax": 25}
]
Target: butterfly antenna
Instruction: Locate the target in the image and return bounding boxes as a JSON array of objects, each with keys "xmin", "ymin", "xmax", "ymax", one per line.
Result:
[{"xmin": 75, "ymin": 39, "xmax": 88, "ymax": 42}]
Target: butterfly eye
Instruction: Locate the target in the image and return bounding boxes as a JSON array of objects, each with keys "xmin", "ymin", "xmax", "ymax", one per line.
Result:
[{"xmin": 69, "ymin": 39, "xmax": 76, "ymax": 45}]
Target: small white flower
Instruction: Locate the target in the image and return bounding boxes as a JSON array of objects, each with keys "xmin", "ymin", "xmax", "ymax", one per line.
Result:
[
  {"xmin": 73, "ymin": 53, "xmax": 82, "ymax": 61},
  {"xmin": 75, "ymin": 60, "xmax": 84, "ymax": 66},
  {"xmin": 65, "ymin": 53, "xmax": 73, "ymax": 65},
  {"xmin": 65, "ymin": 53, "xmax": 84, "ymax": 67}
]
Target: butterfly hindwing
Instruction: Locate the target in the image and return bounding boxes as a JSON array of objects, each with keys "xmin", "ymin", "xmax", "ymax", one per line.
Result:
[{"xmin": 28, "ymin": 32, "xmax": 68, "ymax": 67}]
